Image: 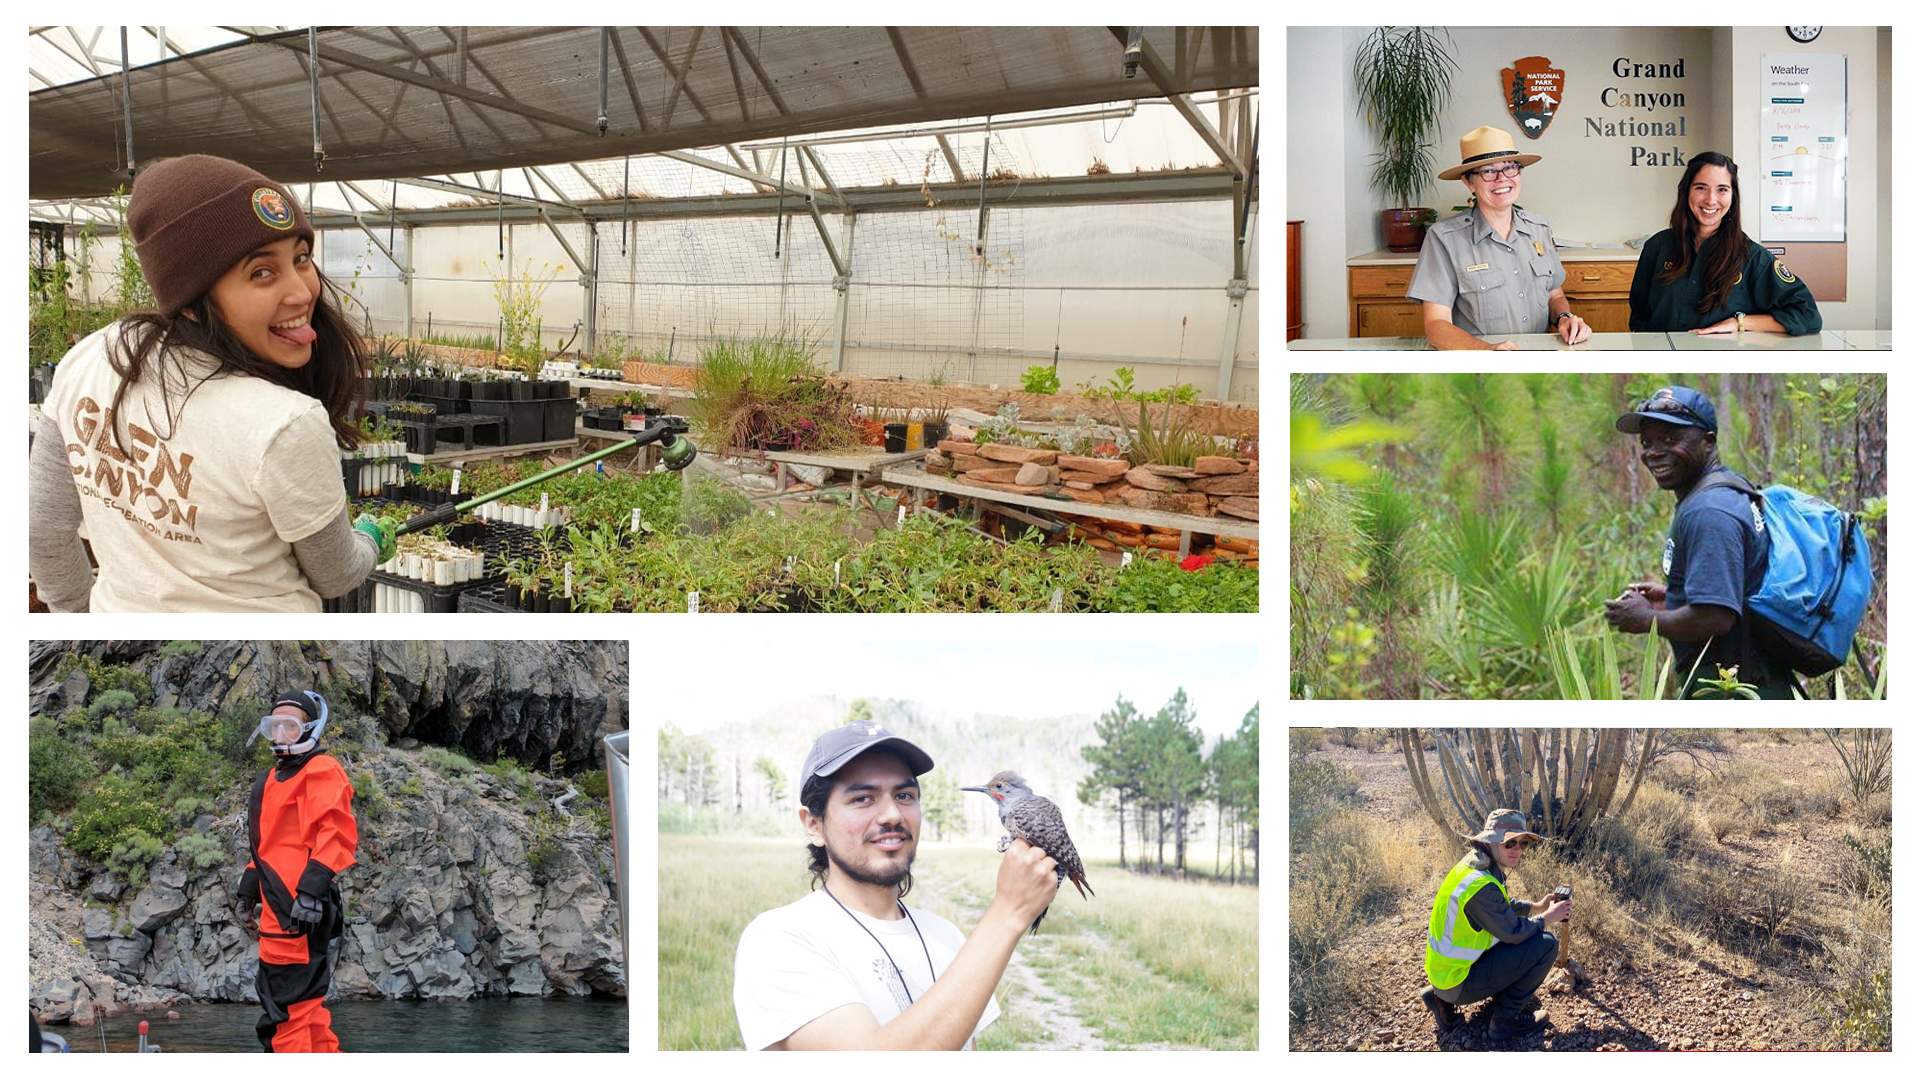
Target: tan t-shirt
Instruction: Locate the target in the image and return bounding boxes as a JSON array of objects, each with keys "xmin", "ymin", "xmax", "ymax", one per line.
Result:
[{"xmin": 42, "ymin": 322, "xmax": 347, "ymax": 612}]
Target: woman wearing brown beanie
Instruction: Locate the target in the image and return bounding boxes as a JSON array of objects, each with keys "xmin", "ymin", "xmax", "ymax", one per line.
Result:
[{"xmin": 29, "ymin": 154, "xmax": 398, "ymax": 612}]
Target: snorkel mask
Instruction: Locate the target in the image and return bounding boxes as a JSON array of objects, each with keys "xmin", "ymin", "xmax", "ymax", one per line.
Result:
[{"xmin": 248, "ymin": 690, "xmax": 329, "ymax": 757}]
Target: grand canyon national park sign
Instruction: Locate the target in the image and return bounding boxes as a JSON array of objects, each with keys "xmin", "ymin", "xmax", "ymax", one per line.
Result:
[{"xmin": 1500, "ymin": 53, "xmax": 1694, "ymax": 167}]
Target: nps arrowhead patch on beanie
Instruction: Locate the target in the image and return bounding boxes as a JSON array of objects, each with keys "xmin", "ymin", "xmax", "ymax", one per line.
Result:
[{"xmin": 128, "ymin": 155, "xmax": 315, "ymax": 318}]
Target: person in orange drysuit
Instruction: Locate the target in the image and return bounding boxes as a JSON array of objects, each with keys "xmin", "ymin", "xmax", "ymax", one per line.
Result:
[{"xmin": 234, "ymin": 690, "xmax": 357, "ymax": 1053}]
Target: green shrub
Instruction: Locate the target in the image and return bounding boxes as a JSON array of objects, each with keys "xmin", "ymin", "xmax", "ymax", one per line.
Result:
[
  {"xmin": 396, "ymin": 776, "xmax": 425, "ymax": 798},
  {"xmin": 173, "ymin": 831, "xmax": 226, "ymax": 871},
  {"xmin": 352, "ymin": 771, "xmax": 389, "ymax": 821},
  {"xmin": 483, "ymin": 758, "xmax": 538, "ymax": 801},
  {"xmin": 417, "ymin": 745, "xmax": 476, "ymax": 775},
  {"xmin": 1098, "ymin": 557, "xmax": 1260, "ymax": 613},
  {"xmin": 1289, "ymin": 728, "xmax": 1326, "ymax": 756},
  {"xmin": 1840, "ymin": 832, "xmax": 1891, "ymax": 899},
  {"xmin": 1019, "ymin": 364, "xmax": 1061, "ymax": 394},
  {"xmin": 159, "ymin": 640, "xmax": 202, "ymax": 659},
  {"xmin": 577, "ymin": 769, "xmax": 609, "ymax": 800},
  {"xmin": 87, "ymin": 690, "xmax": 140, "ymax": 719},
  {"xmin": 29, "ymin": 715, "xmax": 95, "ymax": 817},
  {"xmin": 105, "ymin": 829, "xmax": 165, "ymax": 890},
  {"xmin": 68, "ymin": 775, "xmax": 172, "ymax": 861}
]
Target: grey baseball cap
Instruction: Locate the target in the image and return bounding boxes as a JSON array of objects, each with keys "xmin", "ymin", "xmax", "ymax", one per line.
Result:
[{"xmin": 802, "ymin": 719, "xmax": 935, "ymax": 782}]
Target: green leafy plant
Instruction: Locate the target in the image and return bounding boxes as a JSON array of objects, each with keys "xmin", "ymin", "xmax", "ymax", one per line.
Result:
[
  {"xmin": 487, "ymin": 258, "xmax": 565, "ymax": 375},
  {"xmin": 173, "ymin": 831, "xmax": 227, "ymax": 871},
  {"xmin": 1020, "ymin": 364, "xmax": 1062, "ymax": 394},
  {"xmin": 1116, "ymin": 400, "xmax": 1218, "ymax": 468},
  {"xmin": 1352, "ymin": 26, "xmax": 1458, "ymax": 210}
]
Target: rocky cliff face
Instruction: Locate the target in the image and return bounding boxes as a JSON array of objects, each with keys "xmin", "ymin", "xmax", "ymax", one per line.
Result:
[
  {"xmin": 27, "ymin": 640, "xmax": 628, "ymax": 771},
  {"xmin": 27, "ymin": 641, "xmax": 628, "ymax": 1028},
  {"xmin": 30, "ymin": 745, "xmax": 623, "ymax": 1026}
]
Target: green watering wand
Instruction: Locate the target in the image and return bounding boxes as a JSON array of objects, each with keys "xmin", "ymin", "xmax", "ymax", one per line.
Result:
[{"xmin": 391, "ymin": 416, "xmax": 697, "ymax": 537}]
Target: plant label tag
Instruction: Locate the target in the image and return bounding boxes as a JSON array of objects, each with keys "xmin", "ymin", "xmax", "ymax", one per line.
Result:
[
  {"xmin": 631, "ymin": 508, "xmax": 642, "ymax": 533},
  {"xmin": 898, "ymin": 503, "xmax": 907, "ymax": 524},
  {"xmin": 1121, "ymin": 551, "xmax": 1133, "ymax": 567},
  {"xmin": 450, "ymin": 469, "xmax": 462, "ymax": 496},
  {"xmin": 785, "ymin": 556, "xmax": 795, "ymax": 572},
  {"xmin": 564, "ymin": 563, "xmax": 573, "ymax": 599},
  {"xmin": 687, "ymin": 591, "xmax": 700, "ymax": 614},
  {"xmin": 834, "ymin": 560, "xmax": 842, "ymax": 587},
  {"xmin": 539, "ymin": 493, "xmax": 550, "ymax": 513},
  {"xmin": 1051, "ymin": 588, "xmax": 1063, "ymax": 612}
]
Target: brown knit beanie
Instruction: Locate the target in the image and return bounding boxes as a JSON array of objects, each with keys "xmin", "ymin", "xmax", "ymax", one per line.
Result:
[{"xmin": 128, "ymin": 155, "xmax": 316, "ymax": 318}]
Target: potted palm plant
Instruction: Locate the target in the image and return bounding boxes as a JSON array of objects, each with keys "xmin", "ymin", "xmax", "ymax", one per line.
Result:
[{"xmin": 1353, "ymin": 26, "xmax": 1456, "ymax": 252}]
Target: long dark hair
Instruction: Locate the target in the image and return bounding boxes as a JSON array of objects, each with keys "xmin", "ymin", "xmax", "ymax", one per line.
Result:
[
  {"xmin": 800, "ymin": 753, "xmax": 914, "ymax": 901},
  {"xmin": 104, "ymin": 266, "xmax": 367, "ymax": 457},
  {"xmin": 1657, "ymin": 151, "xmax": 1749, "ymax": 314}
]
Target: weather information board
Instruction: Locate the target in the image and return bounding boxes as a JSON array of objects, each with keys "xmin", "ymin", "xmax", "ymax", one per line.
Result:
[{"xmin": 1760, "ymin": 53, "xmax": 1847, "ymax": 242}]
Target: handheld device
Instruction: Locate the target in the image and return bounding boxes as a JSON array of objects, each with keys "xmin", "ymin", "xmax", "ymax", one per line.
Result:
[{"xmin": 1553, "ymin": 885, "xmax": 1572, "ymax": 921}]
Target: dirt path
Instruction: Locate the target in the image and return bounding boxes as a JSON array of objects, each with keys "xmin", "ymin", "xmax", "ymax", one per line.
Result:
[{"xmin": 919, "ymin": 863, "xmax": 1109, "ymax": 1050}]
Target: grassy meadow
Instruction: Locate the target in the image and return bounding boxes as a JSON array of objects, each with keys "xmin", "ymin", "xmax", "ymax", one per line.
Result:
[{"xmin": 658, "ymin": 833, "xmax": 1259, "ymax": 1049}]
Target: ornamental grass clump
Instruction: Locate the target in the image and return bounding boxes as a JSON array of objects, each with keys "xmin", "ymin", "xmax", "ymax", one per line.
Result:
[{"xmin": 690, "ymin": 331, "xmax": 861, "ymax": 451}]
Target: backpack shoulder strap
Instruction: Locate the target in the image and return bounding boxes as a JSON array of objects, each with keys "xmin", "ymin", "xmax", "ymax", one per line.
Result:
[{"xmin": 1689, "ymin": 468, "xmax": 1760, "ymax": 501}]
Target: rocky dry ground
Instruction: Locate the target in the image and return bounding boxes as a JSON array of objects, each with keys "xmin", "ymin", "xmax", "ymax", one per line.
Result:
[{"xmin": 1291, "ymin": 734, "xmax": 1859, "ymax": 1052}]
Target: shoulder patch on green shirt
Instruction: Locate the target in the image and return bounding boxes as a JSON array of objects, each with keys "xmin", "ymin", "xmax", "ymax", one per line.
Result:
[{"xmin": 1775, "ymin": 262, "xmax": 1797, "ymax": 283}]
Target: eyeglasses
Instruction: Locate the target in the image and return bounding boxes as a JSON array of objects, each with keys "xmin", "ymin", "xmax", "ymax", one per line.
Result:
[
  {"xmin": 1471, "ymin": 162, "xmax": 1522, "ymax": 182},
  {"xmin": 1501, "ymin": 838, "xmax": 1527, "ymax": 851}
]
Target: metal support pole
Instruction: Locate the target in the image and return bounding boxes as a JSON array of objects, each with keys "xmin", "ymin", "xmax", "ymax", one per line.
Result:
[
  {"xmin": 309, "ymin": 27, "xmax": 325, "ymax": 172},
  {"xmin": 831, "ymin": 212, "xmax": 856, "ymax": 373},
  {"xmin": 585, "ymin": 223, "xmax": 599, "ymax": 355},
  {"xmin": 119, "ymin": 27, "xmax": 135, "ymax": 177},
  {"xmin": 1217, "ymin": 272, "xmax": 1250, "ymax": 403},
  {"xmin": 403, "ymin": 225, "xmax": 415, "ymax": 342},
  {"xmin": 596, "ymin": 27, "xmax": 611, "ymax": 136}
]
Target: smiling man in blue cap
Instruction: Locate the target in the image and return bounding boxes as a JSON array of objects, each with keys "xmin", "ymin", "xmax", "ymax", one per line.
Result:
[{"xmin": 1604, "ymin": 385, "xmax": 1790, "ymax": 698}]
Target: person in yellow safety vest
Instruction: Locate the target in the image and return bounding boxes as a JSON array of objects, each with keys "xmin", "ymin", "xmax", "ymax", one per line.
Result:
[{"xmin": 1418, "ymin": 808, "xmax": 1575, "ymax": 1043}]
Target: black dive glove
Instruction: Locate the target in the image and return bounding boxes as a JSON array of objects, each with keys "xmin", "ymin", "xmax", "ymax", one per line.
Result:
[
  {"xmin": 288, "ymin": 893, "xmax": 328, "ymax": 936},
  {"xmin": 234, "ymin": 868, "xmax": 261, "ymax": 923}
]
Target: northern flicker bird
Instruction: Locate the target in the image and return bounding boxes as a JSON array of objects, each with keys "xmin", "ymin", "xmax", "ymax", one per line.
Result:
[{"xmin": 962, "ymin": 771, "xmax": 1094, "ymax": 933}]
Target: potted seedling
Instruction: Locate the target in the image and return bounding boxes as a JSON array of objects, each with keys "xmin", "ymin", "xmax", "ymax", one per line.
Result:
[
  {"xmin": 882, "ymin": 407, "xmax": 909, "ymax": 453},
  {"xmin": 921, "ymin": 400, "xmax": 950, "ymax": 448},
  {"xmin": 1353, "ymin": 26, "xmax": 1456, "ymax": 252}
]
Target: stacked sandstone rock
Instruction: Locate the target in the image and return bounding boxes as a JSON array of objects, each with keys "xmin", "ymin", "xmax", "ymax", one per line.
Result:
[{"xmin": 925, "ymin": 439, "xmax": 1258, "ymax": 521}]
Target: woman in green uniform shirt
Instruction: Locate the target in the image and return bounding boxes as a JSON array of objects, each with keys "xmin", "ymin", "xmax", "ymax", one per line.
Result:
[{"xmin": 1628, "ymin": 152, "xmax": 1821, "ymax": 336}]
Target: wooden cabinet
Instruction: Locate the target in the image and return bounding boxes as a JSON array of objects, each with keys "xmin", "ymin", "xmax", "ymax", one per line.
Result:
[
  {"xmin": 1287, "ymin": 221, "xmax": 1303, "ymax": 342},
  {"xmin": 1348, "ymin": 257, "xmax": 1640, "ymax": 337},
  {"xmin": 1348, "ymin": 264, "xmax": 1421, "ymax": 337}
]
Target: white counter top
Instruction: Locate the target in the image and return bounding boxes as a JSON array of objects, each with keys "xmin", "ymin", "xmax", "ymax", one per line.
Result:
[
  {"xmin": 1288, "ymin": 330, "xmax": 1889, "ymax": 351},
  {"xmin": 1349, "ymin": 247, "xmax": 1643, "ymax": 266}
]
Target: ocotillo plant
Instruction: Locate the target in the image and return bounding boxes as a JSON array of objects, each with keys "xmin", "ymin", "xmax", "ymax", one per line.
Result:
[{"xmin": 1397, "ymin": 728, "xmax": 1658, "ymax": 849}]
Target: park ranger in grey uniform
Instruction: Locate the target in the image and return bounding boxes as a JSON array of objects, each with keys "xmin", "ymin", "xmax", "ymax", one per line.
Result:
[{"xmin": 1408, "ymin": 126, "xmax": 1591, "ymax": 350}]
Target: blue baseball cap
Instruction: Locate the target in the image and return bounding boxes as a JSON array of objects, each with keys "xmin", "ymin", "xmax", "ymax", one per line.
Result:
[{"xmin": 1616, "ymin": 385, "xmax": 1717, "ymax": 434}]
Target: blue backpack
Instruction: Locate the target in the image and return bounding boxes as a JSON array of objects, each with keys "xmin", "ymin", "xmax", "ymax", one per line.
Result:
[{"xmin": 1694, "ymin": 471, "xmax": 1875, "ymax": 676}]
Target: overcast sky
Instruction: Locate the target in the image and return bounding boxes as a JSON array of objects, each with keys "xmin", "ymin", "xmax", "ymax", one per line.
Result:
[{"xmin": 645, "ymin": 640, "xmax": 1261, "ymax": 746}]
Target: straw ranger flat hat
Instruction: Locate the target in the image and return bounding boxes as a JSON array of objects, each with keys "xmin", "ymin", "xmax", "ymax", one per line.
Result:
[
  {"xmin": 1461, "ymin": 808, "xmax": 1545, "ymax": 846},
  {"xmin": 1438, "ymin": 126, "xmax": 1543, "ymax": 181}
]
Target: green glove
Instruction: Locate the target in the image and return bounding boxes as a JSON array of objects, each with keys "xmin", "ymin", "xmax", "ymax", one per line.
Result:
[{"xmin": 353, "ymin": 514, "xmax": 398, "ymax": 563}]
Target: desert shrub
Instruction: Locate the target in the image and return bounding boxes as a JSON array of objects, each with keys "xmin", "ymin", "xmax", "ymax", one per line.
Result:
[
  {"xmin": 1813, "ymin": 897, "xmax": 1891, "ymax": 1049},
  {"xmin": 159, "ymin": 640, "xmax": 202, "ymax": 659},
  {"xmin": 1289, "ymin": 811, "xmax": 1398, "ymax": 1022},
  {"xmin": 1754, "ymin": 846, "xmax": 1815, "ymax": 946},
  {"xmin": 417, "ymin": 744, "xmax": 476, "ymax": 776},
  {"xmin": 29, "ymin": 715, "xmax": 95, "ymax": 817},
  {"xmin": 1838, "ymin": 832, "xmax": 1890, "ymax": 901},
  {"xmin": 1800, "ymin": 771, "xmax": 1845, "ymax": 818},
  {"xmin": 87, "ymin": 690, "xmax": 140, "ymax": 719},
  {"xmin": 1817, "ymin": 728, "xmax": 1891, "ymax": 822},
  {"xmin": 396, "ymin": 776, "xmax": 424, "ymax": 798},
  {"xmin": 105, "ymin": 829, "xmax": 165, "ymax": 890},
  {"xmin": 1289, "ymin": 728, "xmax": 1326, "ymax": 756},
  {"xmin": 173, "ymin": 831, "xmax": 226, "ymax": 871},
  {"xmin": 1289, "ymin": 759, "xmax": 1359, "ymax": 843},
  {"xmin": 68, "ymin": 774, "xmax": 171, "ymax": 860}
]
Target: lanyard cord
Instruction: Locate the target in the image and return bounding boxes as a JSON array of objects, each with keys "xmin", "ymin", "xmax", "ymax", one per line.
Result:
[{"xmin": 822, "ymin": 882, "xmax": 936, "ymax": 1005}]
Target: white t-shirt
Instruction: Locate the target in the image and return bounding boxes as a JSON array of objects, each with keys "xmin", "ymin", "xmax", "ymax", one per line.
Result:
[
  {"xmin": 42, "ymin": 322, "xmax": 348, "ymax": 612},
  {"xmin": 734, "ymin": 888, "xmax": 1001, "ymax": 1051}
]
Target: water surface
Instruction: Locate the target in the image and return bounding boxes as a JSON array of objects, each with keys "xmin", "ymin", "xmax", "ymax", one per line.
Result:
[{"xmin": 59, "ymin": 997, "xmax": 628, "ymax": 1053}]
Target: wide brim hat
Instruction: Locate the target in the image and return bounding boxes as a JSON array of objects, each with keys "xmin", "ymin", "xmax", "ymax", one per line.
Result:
[
  {"xmin": 1438, "ymin": 126, "xmax": 1543, "ymax": 181},
  {"xmin": 1460, "ymin": 808, "xmax": 1544, "ymax": 846}
]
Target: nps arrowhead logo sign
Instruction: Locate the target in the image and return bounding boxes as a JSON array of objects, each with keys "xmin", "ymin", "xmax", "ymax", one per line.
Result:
[{"xmin": 1503, "ymin": 56, "xmax": 1564, "ymax": 139}]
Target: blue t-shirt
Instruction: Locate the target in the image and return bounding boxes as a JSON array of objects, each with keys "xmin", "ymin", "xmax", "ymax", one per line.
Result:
[{"xmin": 1664, "ymin": 468, "xmax": 1770, "ymax": 685}]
